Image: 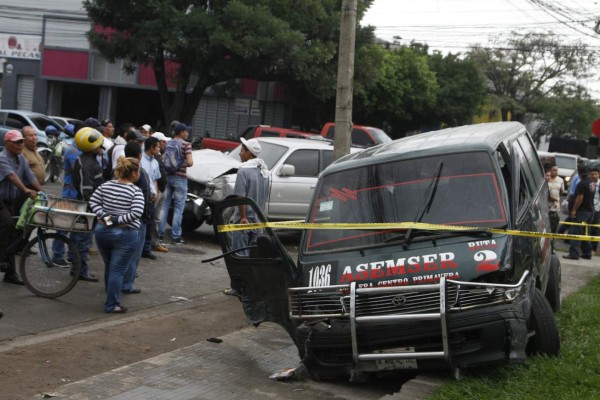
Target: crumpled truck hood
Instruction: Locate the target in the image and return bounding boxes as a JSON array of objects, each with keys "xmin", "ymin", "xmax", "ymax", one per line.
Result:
[{"xmin": 186, "ymin": 149, "xmax": 241, "ymax": 183}]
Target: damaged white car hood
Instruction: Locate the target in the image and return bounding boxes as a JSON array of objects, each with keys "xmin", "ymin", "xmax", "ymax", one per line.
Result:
[{"xmin": 186, "ymin": 149, "xmax": 241, "ymax": 183}]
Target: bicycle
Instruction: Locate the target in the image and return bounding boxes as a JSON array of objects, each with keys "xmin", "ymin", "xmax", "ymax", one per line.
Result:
[{"xmin": 17, "ymin": 195, "xmax": 95, "ymax": 298}]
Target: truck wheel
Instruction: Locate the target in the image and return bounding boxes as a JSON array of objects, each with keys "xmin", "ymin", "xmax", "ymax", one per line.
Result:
[
  {"xmin": 527, "ymin": 288, "xmax": 560, "ymax": 356},
  {"xmin": 167, "ymin": 201, "xmax": 203, "ymax": 233},
  {"xmin": 545, "ymin": 254, "xmax": 561, "ymax": 312}
]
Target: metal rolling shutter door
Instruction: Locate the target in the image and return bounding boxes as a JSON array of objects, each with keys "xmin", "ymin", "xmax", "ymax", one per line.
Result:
[{"xmin": 17, "ymin": 76, "xmax": 35, "ymax": 111}]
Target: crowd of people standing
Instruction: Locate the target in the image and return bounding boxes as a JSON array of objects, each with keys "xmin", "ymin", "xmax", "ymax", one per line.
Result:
[
  {"xmin": 0, "ymin": 118, "xmax": 194, "ymax": 314},
  {"xmin": 545, "ymin": 160, "xmax": 600, "ymax": 260}
]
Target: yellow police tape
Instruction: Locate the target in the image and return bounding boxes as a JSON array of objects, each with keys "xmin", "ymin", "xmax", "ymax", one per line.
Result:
[{"xmin": 217, "ymin": 220, "xmax": 600, "ymax": 242}]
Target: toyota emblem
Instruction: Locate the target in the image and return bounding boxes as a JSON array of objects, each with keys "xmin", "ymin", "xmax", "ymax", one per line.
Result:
[{"xmin": 392, "ymin": 295, "xmax": 408, "ymax": 306}]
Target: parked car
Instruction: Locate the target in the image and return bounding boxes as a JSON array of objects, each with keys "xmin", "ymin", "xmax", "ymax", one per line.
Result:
[
  {"xmin": 553, "ymin": 152, "xmax": 579, "ymax": 187},
  {"xmin": 50, "ymin": 116, "xmax": 84, "ymax": 128},
  {"xmin": 181, "ymin": 137, "xmax": 361, "ymax": 232},
  {"xmin": 213, "ymin": 121, "xmax": 560, "ymax": 379},
  {"xmin": 320, "ymin": 122, "xmax": 392, "ymax": 147},
  {"xmin": 201, "ymin": 125, "xmax": 319, "ymax": 152},
  {"xmin": 0, "ymin": 110, "xmax": 63, "ymax": 147},
  {"xmin": 537, "ymin": 150, "xmax": 556, "ymax": 171},
  {"xmin": 0, "ymin": 124, "xmax": 13, "ymax": 149}
]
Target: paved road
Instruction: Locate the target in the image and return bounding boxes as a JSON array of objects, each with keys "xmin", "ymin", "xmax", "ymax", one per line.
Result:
[{"xmin": 1, "ymin": 182, "xmax": 598, "ymax": 399}]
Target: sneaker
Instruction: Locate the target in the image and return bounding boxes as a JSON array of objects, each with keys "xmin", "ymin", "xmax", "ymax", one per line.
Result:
[
  {"xmin": 153, "ymin": 245, "xmax": 169, "ymax": 253},
  {"xmin": 142, "ymin": 253, "xmax": 157, "ymax": 260},
  {"xmin": 223, "ymin": 287, "xmax": 239, "ymax": 296},
  {"xmin": 0, "ymin": 262, "xmax": 9, "ymax": 273},
  {"xmin": 171, "ymin": 238, "xmax": 184, "ymax": 245},
  {"xmin": 52, "ymin": 259, "xmax": 69, "ymax": 267},
  {"xmin": 3, "ymin": 273, "xmax": 24, "ymax": 285},
  {"xmin": 78, "ymin": 274, "xmax": 99, "ymax": 282}
]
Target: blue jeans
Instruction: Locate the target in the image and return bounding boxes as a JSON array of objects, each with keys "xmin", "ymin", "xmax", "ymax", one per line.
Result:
[
  {"xmin": 122, "ymin": 223, "xmax": 146, "ymax": 292},
  {"xmin": 94, "ymin": 224, "xmax": 140, "ymax": 313},
  {"xmin": 70, "ymin": 231, "xmax": 93, "ymax": 277},
  {"xmin": 569, "ymin": 210, "xmax": 593, "ymax": 258},
  {"xmin": 159, "ymin": 175, "xmax": 187, "ymax": 240},
  {"xmin": 232, "ymin": 230, "xmax": 259, "ymax": 257},
  {"xmin": 51, "ymin": 231, "xmax": 76, "ymax": 264}
]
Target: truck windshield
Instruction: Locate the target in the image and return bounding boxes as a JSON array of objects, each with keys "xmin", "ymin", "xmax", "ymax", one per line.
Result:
[{"xmin": 305, "ymin": 152, "xmax": 507, "ymax": 253}]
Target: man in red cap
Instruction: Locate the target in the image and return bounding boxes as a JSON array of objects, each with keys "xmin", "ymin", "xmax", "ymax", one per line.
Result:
[{"xmin": 0, "ymin": 130, "xmax": 42, "ymax": 284}]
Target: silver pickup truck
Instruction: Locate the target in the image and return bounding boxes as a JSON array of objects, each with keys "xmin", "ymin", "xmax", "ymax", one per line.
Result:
[{"xmin": 180, "ymin": 137, "xmax": 360, "ymax": 232}]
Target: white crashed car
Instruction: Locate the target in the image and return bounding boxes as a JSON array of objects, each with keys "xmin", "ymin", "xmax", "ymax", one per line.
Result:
[{"xmin": 180, "ymin": 137, "xmax": 361, "ymax": 232}]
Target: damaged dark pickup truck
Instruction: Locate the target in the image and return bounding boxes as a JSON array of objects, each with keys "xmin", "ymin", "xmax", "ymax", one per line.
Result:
[{"xmin": 212, "ymin": 121, "xmax": 561, "ymax": 380}]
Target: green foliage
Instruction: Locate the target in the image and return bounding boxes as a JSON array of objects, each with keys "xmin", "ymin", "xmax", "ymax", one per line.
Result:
[
  {"xmin": 83, "ymin": 0, "xmax": 374, "ymax": 125},
  {"xmin": 427, "ymin": 273, "xmax": 600, "ymax": 400},
  {"xmin": 354, "ymin": 46, "xmax": 438, "ymax": 136},
  {"xmin": 534, "ymin": 85, "xmax": 600, "ymax": 141},
  {"xmin": 426, "ymin": 52, "xmax": 486, "ymax": 127},
  {"xmin": 468, "ymin": 32, "xmax": 597, "ymax": 123}
]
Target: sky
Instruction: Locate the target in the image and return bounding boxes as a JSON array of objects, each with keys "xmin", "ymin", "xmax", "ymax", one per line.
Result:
[
  {"xmin": 362, "ymin": 0, "xmax": 600, "ymax": 50},
  {"xmin": 362, "ymin": 0, "xmax": 600, "ymax": 95}
]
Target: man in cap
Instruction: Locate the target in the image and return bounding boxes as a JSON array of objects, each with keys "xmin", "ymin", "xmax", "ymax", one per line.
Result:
[
  {"xmin": 84, "ymin": 117, "xmax": 111, "ymax": 180},
  {"xmin": 70, "ymin": 128, "xmax": 106, "ymax": 282},
  {"xmin": 0, "ymin": 130, "xmax": 42, "ymax": 284},
  {"xmin": 563, "ymin": 164, "xmax": 594, "ymax": 260},
  {"xmin": 158, "ymin": 123, "xmax": 193, "ymax": 244},
  {"xmin": 224, "ymin": 138, "xmax": 269, "ymax": 296},
  {"xmin": 140, "ymin": 124, "xmax": 152, "ymax": 138}
]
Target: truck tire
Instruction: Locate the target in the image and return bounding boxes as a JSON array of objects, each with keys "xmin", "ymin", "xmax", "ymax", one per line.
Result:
[
  {"xmin": 527, "ymin": 288, "xmax": 560, "ymax": 356},
  {"xmin": 545, "ymin": 254, "xmax": 561, "ymax": 312}
]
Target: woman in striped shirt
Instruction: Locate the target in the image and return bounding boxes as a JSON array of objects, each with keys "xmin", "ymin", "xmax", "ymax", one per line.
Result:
[{"xmin": 90, "ymin": 157, "xmax": 145, "ymax": 313}]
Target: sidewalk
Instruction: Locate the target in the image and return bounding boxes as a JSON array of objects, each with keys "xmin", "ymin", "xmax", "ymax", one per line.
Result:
[
  {"xmin": 49, "ymin": 249, "xmax": 599, "ymax": 400},
  {"xmin": 54, "ymin": 323, "xmax": 397, "ymax": 400}
]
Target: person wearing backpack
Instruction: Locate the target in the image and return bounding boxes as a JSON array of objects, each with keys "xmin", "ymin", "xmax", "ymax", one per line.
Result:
[{"xmin": 158, "ymin": 123, "xmax": 193, "ymax": 244}]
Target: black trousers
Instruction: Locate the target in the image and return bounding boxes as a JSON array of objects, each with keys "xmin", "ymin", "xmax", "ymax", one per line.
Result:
[{"xmin": 1, "ymin": 193, "xmax": 32, "ymax": 276}]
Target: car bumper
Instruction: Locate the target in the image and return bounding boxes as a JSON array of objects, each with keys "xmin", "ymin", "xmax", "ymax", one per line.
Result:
[{"xmin": 291, "ymin": 272, "xmax": 533, "ymax": 374}]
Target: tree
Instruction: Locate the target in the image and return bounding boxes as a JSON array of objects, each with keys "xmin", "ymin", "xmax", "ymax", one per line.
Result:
[
  {"xmin": 534, "ymin": 84, "xmax": 600, "ymax": 142},
  {"xmin": 426, "ymin": 52, "xmax": 486, "ymax": 128},
  {"xmin": 354, "ymin": 46, "xmax": 438, "ymax": 137},
  {"xmin": 84, "ymin": 0, "xmax": 374, "ymax": 126},
  {"xmin": 468, "ymin": 32, "xmax": 597, "ymax": 122}
]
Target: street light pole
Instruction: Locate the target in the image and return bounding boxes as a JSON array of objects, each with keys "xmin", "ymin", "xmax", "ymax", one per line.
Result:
[{"xmin": 333, "ymin": 0, "xmax": 357, "ymax": 160}]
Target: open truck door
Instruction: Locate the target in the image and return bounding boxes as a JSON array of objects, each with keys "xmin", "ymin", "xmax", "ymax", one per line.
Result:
[{"xmin": 210, "ymin": 197, "xmax": 299, "ymax": 338}]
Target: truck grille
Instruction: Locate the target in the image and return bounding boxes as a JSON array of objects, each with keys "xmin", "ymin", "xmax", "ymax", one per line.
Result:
[{"xmin": 289, "ymin": 282, "xmax": 512, "ymax": 320}]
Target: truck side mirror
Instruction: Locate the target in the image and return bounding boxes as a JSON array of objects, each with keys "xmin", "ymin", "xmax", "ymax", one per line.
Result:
[
  {"xmin": 256, "ymin": 235, "xmax": 279, "ymax": 259},
  {"xmin": 278, "ymin": 164, "xmax": 295, "ymax": 176}
]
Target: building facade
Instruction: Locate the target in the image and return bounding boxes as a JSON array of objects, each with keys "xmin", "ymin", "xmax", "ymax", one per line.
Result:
[{"xmin": 0, "ymin": 1, "xmax": 292, "ymax": 137}]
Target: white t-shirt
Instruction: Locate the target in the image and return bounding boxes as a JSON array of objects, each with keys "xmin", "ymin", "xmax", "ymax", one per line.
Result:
[{"xmin": 547, "ymin": 176, "xmax": 564, "ymax": 212}]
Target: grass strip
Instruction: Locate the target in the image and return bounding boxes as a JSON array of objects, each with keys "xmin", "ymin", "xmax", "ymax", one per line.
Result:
[{"xmin": 428, "ymin": 274, "xmax": 600, "ymax": 400}]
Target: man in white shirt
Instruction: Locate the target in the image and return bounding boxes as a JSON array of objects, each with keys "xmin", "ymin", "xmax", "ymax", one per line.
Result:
[
  {"xmin": 547, "ymin": 165, "xmax": 565, "ymax": 233},
  {"xmin": 141, "ymin": 136, "xmax": 161, "ymax": 259}
]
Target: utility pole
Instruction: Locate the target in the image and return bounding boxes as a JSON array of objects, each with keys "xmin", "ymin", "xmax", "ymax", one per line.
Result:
[{"xmin": 333, "ymin": 0, "xmax": 357, "ymax": 160}]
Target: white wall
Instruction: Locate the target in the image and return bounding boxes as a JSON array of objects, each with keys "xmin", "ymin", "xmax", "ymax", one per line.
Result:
[{"xmin": 0, "ymin": 1, "xmax": 85, "ymax": 35}]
